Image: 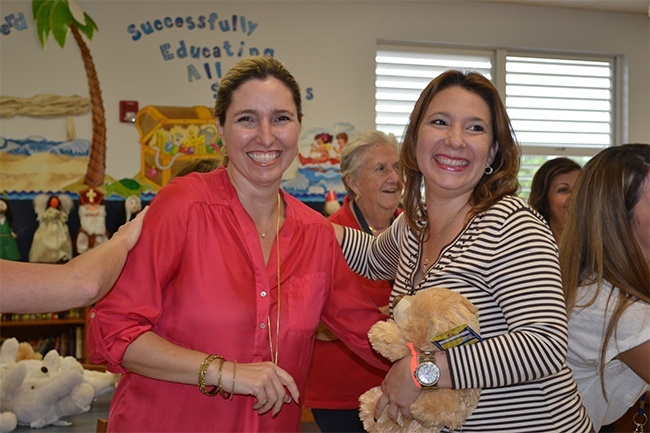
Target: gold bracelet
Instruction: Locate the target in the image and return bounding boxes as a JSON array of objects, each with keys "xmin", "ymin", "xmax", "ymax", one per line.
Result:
[
  {"xmin": 218, "ymin": 359, "xmax": 232, "ymax": 399},
  {"xmin": 216, "ymin": 357, "xmax": 226, "ymax": 395},
  {"xmin": 229, "ymin": 360, "xmax": 237, "ymax": 400},
  {"xmin": 198, "ymin": 354, "xmax": 222, "ymax": 397}
]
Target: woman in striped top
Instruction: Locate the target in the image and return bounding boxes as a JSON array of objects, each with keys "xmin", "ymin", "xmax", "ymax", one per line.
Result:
[{"xmin": 335, "ymin": 70, "xmax": 592, "ymax": 432}]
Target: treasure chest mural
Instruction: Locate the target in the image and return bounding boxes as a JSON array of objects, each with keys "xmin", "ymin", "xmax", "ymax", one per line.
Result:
[{"xmin": 135, "ymin": 105, "xmax": 222, "ymax": 188}]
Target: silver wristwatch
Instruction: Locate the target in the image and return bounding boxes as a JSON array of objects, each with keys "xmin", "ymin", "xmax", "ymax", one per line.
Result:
[{"xmin": 414, "ymin": 351, "xmax": 440, "ymax": 390}]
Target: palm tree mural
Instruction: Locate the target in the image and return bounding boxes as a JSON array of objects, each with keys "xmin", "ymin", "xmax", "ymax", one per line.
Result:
[{"xmin": 32, "ymin": 0, "xmax": 106, "ymax": 188}]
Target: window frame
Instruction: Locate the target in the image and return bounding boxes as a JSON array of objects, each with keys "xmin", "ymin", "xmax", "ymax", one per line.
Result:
[{"xmin": 376, "ymin": 42, "xmax": 626, "ymax": 159}]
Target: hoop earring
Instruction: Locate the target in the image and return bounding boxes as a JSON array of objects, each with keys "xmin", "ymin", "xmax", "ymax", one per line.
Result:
[
  {"xmin": 484, "ymin": 166, "xmax": 494, "ymax": 175},
  {"xmin": 220, "ymin": 146, "xmax": 228, "ymax": 157}
]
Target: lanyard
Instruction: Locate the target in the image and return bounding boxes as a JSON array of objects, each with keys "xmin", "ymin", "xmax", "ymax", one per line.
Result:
[{"xmin": 352, "ymin": 200, "xmax": 394, "ymax": 235}]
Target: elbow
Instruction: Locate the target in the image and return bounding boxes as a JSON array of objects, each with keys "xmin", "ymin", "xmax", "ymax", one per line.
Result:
[
  {"xmin": 70, "ymin": 269, "xmax": 105, "ymax": 306},
  {"xmin": 544, "ymin": 339, "xmax": 569, "ymax": 375},
  {"xmin": 79, "ymin": 278, "xmax": 104, "ymax": 306}
]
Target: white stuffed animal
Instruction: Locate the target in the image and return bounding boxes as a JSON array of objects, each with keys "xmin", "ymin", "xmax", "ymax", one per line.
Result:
[
  {"xmin": 84, "ymin": 369, "xmax": 119, "ymax": 398},
  {"xmin": 0, "ymin": 362, "xmax": 94, "ymax": 429},
  {"xmin": 1, "ymin": 338, "xmax": 118, "ymax": 397},
  {"xmin": 0, "ymin": 338, "xmax": 116, "ymax": 431}
]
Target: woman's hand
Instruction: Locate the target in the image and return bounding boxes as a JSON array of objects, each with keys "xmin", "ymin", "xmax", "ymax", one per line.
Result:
[
  {"xmin": 112, "ymin": 205, "xmax": 149, "ymax": 250},
  {"xmin": 374, "ymin": 356, "xmax": 421, "ymax": 422},
  {"xmin": 226, "ymin": 361, "xmax": 300, "ymax": 416}
]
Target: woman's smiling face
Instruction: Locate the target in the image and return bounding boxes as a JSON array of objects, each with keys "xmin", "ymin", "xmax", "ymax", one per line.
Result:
[
  {"xmin": 547, "ymin": 169, "xmax": 580, "ymax": 229},
  {"xmin": 217, "ymin": 77, "xmax": 301, "ymax": 189},
  {"xmin": 416, "ymin": 86, "xmax": 498, "ymax": 199}
]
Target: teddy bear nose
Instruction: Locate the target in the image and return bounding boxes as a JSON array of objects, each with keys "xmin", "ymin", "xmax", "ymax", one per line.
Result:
[{"xmin": 41, "ymin": 367, "xmax": 48, "ymax": 373}]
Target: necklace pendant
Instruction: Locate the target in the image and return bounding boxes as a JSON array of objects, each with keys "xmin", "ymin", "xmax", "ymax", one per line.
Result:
[{"xmin": 260, "ymin": 233, "xmax": 267, "ymax": 238}]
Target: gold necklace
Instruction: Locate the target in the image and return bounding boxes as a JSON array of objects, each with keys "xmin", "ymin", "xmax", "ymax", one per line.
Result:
[
  {"xmin": 259, "ymin": 203, "xmax": 279, "ymax": 239},
  {"xmin": 267, "ymin": 193, "xmax": 281, "ymax": 364},
  {"xmin": 368, "ymin": 224, "xmax": 390, "ymax": 235},
  {"xmin": 421, "ymin": 202, "xmax": 467, "ymax": 273}
]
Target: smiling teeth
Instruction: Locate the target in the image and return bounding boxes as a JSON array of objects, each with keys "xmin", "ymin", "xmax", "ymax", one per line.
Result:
[
  {"xmin": 248, "ymin": 152, "xmax": 279, "ymax": 163},
  {"xmin": 436, "ymin": 156, "xmax": 467, "ymax": 167}
]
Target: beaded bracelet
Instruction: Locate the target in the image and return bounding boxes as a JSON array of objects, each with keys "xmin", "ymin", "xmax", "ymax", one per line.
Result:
[{"xmin": 198, "ymin": 354, "xmax": 223, "ymax": 397}]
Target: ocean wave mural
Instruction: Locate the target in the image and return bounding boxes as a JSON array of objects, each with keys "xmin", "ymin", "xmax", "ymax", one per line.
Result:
[{"xmin": 0, "ymin": 136, "xmax": 91, "ymax": 195}]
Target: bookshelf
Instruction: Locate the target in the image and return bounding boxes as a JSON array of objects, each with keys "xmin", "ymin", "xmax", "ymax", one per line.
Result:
[{"xmin": 0, "ymin": 307, "xmax": 89, "ymax": 363}]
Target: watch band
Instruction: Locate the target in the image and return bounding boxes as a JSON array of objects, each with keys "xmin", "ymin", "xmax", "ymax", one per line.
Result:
[{"xmin": 416, "ymin": 351, "xmax": 440, "ymax": 390}]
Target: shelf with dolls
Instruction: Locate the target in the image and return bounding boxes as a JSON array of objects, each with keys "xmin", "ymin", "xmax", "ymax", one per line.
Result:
[{"xmin": 0, "ymin": 307, "xmax": 89, "ymax": 363}]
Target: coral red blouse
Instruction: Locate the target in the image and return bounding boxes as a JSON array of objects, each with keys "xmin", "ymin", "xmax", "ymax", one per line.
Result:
[{"xmin": 88, "ymin": 168, "xmax": 387, "ymax": 432}]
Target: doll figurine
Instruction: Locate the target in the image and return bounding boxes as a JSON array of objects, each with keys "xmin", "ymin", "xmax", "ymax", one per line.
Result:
[
  {"xmin": 0, "ymin": 198, "xmax": 21, "ymax": 261},
  {"xmin": 28, "ymin": 194, "xmax": 74, "ymax": 263},
  {"xmin": 74, "ymin": 187, "xmax": 110, "ymax": 255},
  {"xmin": 124, "ymin": 195, "xmax": 143, "ymax": 223}
]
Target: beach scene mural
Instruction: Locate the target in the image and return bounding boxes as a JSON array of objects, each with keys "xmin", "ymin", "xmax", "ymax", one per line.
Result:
[
  {"xmin": 282, "ymin": 121, "xmax": 358, "ymax": 202},
  {"xmin": 0, "ymin": 136, "xmax": 90, "ymax": 195}
]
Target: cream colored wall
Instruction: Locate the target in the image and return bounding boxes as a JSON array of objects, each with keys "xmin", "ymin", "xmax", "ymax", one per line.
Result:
[{"xmin": 1, "ymin": 0, "xmax": 648, "ymax": 181}]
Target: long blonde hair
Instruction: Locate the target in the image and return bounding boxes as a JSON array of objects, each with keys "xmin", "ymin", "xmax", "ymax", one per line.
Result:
[{"xmin": 559, "ymin": 143, "xmax": 650, "ymax": 396}]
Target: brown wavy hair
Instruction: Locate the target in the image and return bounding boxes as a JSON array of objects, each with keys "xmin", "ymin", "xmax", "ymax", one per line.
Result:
[
  {"xmin": 528, "ymin": 157, "xmax": 582, "ymax": 223},
  {"xmin": 400, "ymin": 70, "xmax": 521, "ymax": 237},
  {"xmin": 559, "ymin": 143, "xmax": 650, "ymax": 398}
]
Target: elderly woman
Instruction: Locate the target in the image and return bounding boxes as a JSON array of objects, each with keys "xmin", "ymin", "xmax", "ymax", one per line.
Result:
[
  {"xmin": 528, "ymin": 157, "xmax": 581, "ymax": 243},
  {"xmin": 334, "ymin": 70, "xmax": 592, "ymax": 431},
  {"xmin": 305, "ymin": 130, "xmax": 402, "ymax": 433}
]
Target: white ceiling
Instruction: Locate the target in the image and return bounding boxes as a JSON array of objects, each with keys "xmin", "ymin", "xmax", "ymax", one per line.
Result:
[{"xmin": 480, "ymin": 0, "xmax": 650, "ymax": 15}]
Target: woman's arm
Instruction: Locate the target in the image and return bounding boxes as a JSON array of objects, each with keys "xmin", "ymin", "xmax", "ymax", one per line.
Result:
[
  {"xmin": 338, "ymin": 218, "xmax": 401, "ymax": 281},
  {"xmin": 0, "ymin": 207, "xmax": 148, "ymax": 313},
  {"xmin": 617, "ymin": 340, "xmax": 650, "ymax": 382},
  {"xmin": 122, "ymin": 331, "xmax": 300, "ymax": 416}
]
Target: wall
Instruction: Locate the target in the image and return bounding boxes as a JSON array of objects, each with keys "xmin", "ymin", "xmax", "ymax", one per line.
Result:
[{"xmin": 1, "ymin": 0, "xmax": 648, "ymax": 183}]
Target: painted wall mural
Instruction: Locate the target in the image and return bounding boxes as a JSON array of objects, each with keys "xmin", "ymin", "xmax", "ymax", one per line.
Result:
[
  {"xmin": 1, "ymin": 5, "xmax": 336, "ymax": 203},
  {"xmin": 282, "ymin": 122, "xmax": 358, "ymax": 203},
  {"xmin": 0, "ymin": 136, "xmax": 90, "ymax": 193}
]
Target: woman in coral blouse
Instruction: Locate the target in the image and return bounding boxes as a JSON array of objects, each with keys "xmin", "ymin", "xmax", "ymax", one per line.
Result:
[{"xmin": 87, "ymin": 56, "xmax": 387, "ymax": 432}]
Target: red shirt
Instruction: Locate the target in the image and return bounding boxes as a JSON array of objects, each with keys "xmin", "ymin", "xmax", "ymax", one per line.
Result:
[
  {"xmin": 87, "ymin": 168, "xmax": 387, "ymax": 432},
  {"xmin": 304, "ymin": 195, "xmax": 399, "ymax": 409}
]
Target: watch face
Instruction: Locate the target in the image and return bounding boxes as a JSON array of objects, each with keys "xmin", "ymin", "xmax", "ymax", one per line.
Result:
[{"xmin": 416, "ymin": 362, "xmax": 440, "ymax": 386}]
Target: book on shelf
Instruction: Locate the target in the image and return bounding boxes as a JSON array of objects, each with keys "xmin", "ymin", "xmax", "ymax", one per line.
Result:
[
  {"xmin": 0, "ymin": 326, "xmax": 85, "ymax": 360},
  {"xmin": 1, "ymin": 308, "xmax": 84, "ymax": 322}
]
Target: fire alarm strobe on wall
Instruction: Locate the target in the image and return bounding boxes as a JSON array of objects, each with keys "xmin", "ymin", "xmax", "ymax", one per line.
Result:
[{"xmin": 119, "ymin": 100, "xmax": 139, "ymax": 123}]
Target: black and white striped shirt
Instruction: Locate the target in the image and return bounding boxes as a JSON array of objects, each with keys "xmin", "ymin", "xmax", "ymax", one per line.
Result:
[{"xmin": 341, "ymin": 195, "xmax": 592, "ymax": 432}]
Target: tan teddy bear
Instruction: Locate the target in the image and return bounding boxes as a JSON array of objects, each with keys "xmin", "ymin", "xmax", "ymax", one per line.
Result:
[
  {"xmin": 359, "ymin": 287, "xmax": 481, "ymax": 433},
  {"xmin": 15, "ymin": 343, "xmax": 42, "ymax": 362}
]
